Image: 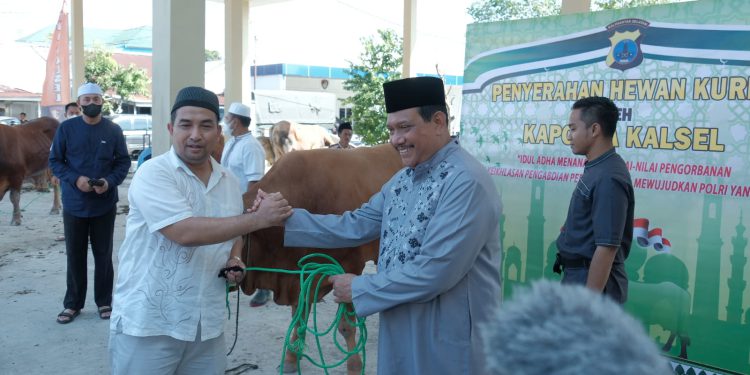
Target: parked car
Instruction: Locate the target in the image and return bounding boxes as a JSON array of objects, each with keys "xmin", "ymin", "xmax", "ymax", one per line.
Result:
[
  {"xmin": 0, "ymin": 116, "xmax": 21, "ymax": 126},
  {"xmin": 110, "ymin": 114, "xmax": 152, "ymax": 160}
]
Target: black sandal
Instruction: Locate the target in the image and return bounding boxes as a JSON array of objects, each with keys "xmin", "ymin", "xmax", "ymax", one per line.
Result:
[
  {"xmin": 56, "ymin": 309, "xmax": 80, "ymax": 324},
  {"xmin": 98, "ymin": 306, "xmax": 112, "ymax": 320}
]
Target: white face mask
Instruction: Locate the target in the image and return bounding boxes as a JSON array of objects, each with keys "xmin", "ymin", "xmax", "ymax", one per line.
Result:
[{"xmin": 222, "ymin": 120, "xmax": 233, "ymax": 136}]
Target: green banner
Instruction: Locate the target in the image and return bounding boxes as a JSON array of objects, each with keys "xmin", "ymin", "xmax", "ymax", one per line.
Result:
[{"xmin": 461, "ymin": 1, "xmax": 750, "ymax": 373}]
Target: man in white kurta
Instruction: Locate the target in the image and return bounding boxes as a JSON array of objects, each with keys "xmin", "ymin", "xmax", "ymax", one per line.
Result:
[
  {"xmin": 111, "ymin": 148, "xmax": 242, "ymax": 341},
  {"xmin": 109, "ymin": 87, "xmax": 292, "ymax": 374},
  {"xmin": 283, "ymin": 77, "xmax": 503, "ymax": 374}
]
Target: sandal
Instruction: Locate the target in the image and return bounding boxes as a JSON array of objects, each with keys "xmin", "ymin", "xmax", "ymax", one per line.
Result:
[
  {"xmin": 56, "ymin": 309, "xmax": 80, "ymax": 324},
  {"xmin": 98, "ymin": 306, "xmax": 112, "ymax": 320}
]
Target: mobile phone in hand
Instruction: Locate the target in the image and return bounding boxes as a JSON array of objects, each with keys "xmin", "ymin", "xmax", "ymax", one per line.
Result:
[{"xmin": 88, "ymin": 178, "xmax": 105, "ymax": 187}]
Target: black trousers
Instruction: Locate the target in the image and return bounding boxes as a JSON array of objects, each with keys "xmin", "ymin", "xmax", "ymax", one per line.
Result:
[
  {"xmin": 561, "ymin": 263, "xmax": 628, "ymax": 304},
  {"xmin": 62, "ymin": 207, "xmax": 116, "ymax": 310}
]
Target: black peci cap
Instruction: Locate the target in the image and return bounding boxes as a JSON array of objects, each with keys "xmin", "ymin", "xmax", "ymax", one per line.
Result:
[
  {"xmin": 171, "ymin": 86, "xmax": 220, "ymax": 120},
  {"xmin": 383, "ymin": 76, "xmax": 446, "ymax": 113}
]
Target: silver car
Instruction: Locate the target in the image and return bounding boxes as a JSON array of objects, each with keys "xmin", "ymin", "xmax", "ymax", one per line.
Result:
[
  {"xmin": 110, "ymin": 114, "xmax": 152, "ymax": 159},
  {"xmin": 0, "ymin": 116, "xmax": 21, "ymax": 126}
]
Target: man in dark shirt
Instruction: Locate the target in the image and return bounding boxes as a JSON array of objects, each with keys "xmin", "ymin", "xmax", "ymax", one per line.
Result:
[
  {"xmin": 555, "ymin": 96, "xmax": 634, "ymax": 303},
  {"xmin": 50, "ymin": 82, "xmax": 131, "ymax": 323}
]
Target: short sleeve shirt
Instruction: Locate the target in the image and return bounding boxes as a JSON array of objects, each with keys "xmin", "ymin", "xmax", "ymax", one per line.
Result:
[
  {"xmin": 221, "ymin": 133, "xmax": 265, "ymax": 193},
  {"xmin": 110, "ymin": 147, "xmax": 243, "ymax": 341},
  {"xmin": 556, "ymin": 148, "xmax": 634, "ymax": 264}
]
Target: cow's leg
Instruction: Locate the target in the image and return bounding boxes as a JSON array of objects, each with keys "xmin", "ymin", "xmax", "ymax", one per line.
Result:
[
  {"xmin": 10, "ymin": 188, "xmax": 22, "ymax": 225},
  {"xmin": 338, "ymin": 303, "xmax": 363, "ymax": 375},
  {"xmin": 283, "ymin": 304, "xmax": 301, "ymax": 373},
  {"xmin": 32, "ymin": 173, "xmax": 50, "ymax": 192},
  {"xmin": 50, "ymin": 176, "xmax": 61, "ymax": 215}
]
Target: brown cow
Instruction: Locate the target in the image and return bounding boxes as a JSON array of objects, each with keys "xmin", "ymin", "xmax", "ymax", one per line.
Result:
[
  {"xmin": 269, "ymin": 121, "xmax": 337, "ymax": 164},
  {"xmin": 256, "ymin": 135, "xmax": 275, "ymax": 167},
  {"xmin": 240, "ymin": 144, "xmax": 402, "ymax": 374},
  {"xmin": 0, "ymin": 117, "xmax": 61, "ymax": 225}
]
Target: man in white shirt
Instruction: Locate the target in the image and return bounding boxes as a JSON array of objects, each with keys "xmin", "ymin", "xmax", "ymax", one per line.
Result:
[
  {"xmin": 220, "ymin": 102, "xmax": 265, "ymax": 193},
  {"xmin": 109, "ymin": 87, "xmax": 292, "ymax": 374},
  {"xmin": 220, "ymin": 102, "xmax": 273, "ymax": 307}
]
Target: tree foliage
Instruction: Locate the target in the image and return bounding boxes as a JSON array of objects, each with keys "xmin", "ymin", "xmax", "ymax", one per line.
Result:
[
  {"xmin": 468, "ymin": 0, "xmax": 560, "ymax": 22},
  {"xmin": 468, "ymin": 0, "xmax": 687, "ymax": 22},
  {"xmin": 84, "ymin": 47, "xmax": 149, "ymax": 114},
  {"xmin": 593, "ymin": 0, "xmax": 686, "ymax": 11},
  {"xmin": 343, "ymin": 29, "xmax": 402, "ymax": 145},
  {"xmin": 84, "ymin": 48, "xmax": 119, "ymax": 90},
  {"xmin": 205, "ymin": 49, "xmax": 221, "ymax": 62}
]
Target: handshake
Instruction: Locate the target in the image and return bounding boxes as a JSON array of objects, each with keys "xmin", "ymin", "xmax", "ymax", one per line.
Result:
[{"xmin": 247, "ymin": 189, "xmax": 293, "ymax": 227}]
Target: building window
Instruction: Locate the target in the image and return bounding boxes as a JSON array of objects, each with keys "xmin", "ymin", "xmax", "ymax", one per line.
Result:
[{"xmin": 339, "ymin": 107, "xmax": 352, "ymax": 121}]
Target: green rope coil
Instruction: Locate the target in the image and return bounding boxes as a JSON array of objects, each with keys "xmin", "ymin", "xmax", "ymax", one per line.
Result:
[{"xmin": 224, "ymin": 253, "xmax": 368, "ymax": 375}]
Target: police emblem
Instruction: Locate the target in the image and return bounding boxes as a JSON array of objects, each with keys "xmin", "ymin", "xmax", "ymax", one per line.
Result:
[{"xmin": 605, "ymin": 18, "xmax": 649, "ymax": 71}]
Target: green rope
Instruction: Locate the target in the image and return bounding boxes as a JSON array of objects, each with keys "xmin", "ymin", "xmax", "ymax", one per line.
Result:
[{"xmin": 224, "ymin": 253, "xmax": 367, "ymax": 375}]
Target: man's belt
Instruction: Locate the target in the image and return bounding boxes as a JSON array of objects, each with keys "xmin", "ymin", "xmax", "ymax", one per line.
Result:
[{"xmin": 553, "ymin": 253, "xmax": 591, "ymax": 274}]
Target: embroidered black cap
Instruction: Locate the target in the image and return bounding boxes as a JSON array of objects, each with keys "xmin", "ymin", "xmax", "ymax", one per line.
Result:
[
  {"xmin": 383, "ymin": 76, "xmax": 446, "ymax": 113},
  {"xmin": 170, "ymin": 86, "xmax": 220, "ymax": 120}
]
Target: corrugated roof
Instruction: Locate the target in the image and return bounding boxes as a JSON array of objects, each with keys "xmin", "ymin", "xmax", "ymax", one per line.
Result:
[
  {"xmin": 16, "ymin": 25, "xmax": 152, "ymax": 51},
  {"xmin": 112, "ymin": 53, "xmax": 152, "ymax": 77},
  {"xmin": 0, "ymin": 84, "xmax": 42, "ymax": 98}
]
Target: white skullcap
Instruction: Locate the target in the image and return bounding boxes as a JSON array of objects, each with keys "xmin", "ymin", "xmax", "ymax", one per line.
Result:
[
  {"xmin": 228, "ymin": 102, "xmax": 251, "ymax": 118},
  {"xmin": 77, "ymin": 82, "xmax": 103, "ymax": 98}
]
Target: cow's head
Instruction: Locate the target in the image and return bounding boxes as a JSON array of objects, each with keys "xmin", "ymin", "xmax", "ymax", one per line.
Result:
[
  {"xmin": 257, "ymin": 136, "xmax": 275, "ymax": 166},
  {"xmin": 270, "ymin": 121, "xmax": 293, "ymax": 163}
]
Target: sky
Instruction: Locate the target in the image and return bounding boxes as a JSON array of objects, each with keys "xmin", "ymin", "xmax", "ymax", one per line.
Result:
[{"xmin": 0, "ymin": 0, "xmax": 475, "ymax": 92}]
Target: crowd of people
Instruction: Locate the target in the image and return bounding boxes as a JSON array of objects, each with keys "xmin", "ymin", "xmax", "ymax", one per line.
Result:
[{"xmin": 42, "ymin": 78, "xmax": 665, "ymax": 374}]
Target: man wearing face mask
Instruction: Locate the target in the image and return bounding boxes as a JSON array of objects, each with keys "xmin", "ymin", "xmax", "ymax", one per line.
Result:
[
  {"xmin": 220, "ymin": 102, "xmax": 271, "ymax": 306},
  {"xmin": 64, "ymin": 102, "xmax": 81, "ymax": 118},
  {"xmin": 49, "ymin": 82, "xmax": 131, "ymax": 324},
  {"xmin": 220, "ymin": 102, "xmax": 265, "ymax": 193}
]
